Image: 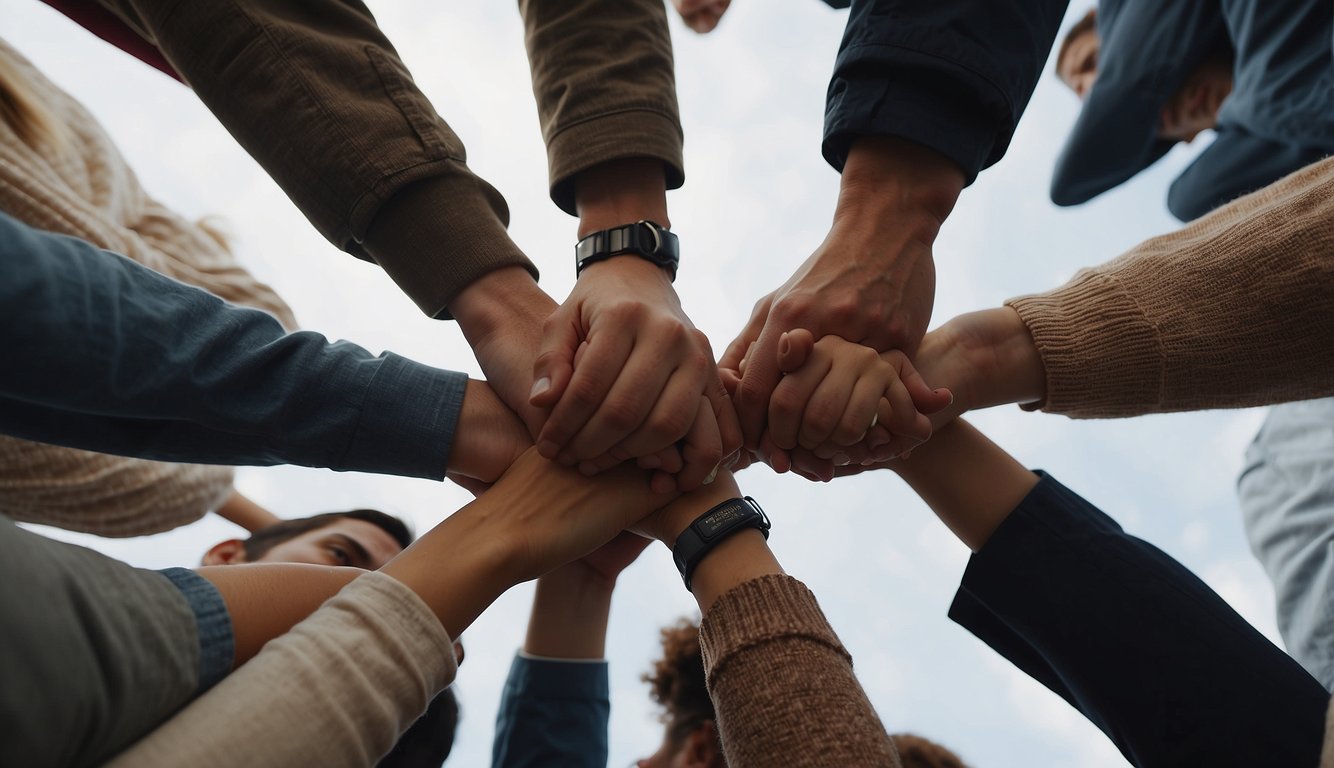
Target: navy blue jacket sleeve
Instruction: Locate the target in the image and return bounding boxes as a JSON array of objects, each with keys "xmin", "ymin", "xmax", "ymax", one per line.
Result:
[
  {"xmin": 949, "ymin": 473, "xmax": 1328, "ymax": 767},
  {"xmin": 0, "ymin": 212, "xmax": 465, "ymax": 478},
  {"xmin": 1050, "ymin": 0, "xmax": 1227, "ymax": 207},
  {"xmin": 491, "ymin": 654, "xmax": 610, "ymax": 768},
  {"xmin": 821, "ymin": 0, "xmax": 1069, "ymax": 183}
]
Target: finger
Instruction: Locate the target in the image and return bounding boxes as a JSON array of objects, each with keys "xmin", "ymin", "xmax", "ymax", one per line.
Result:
[
  {"xmin": 768, "ymin": 350, "xmax": 832, "ymax": 450},
  {"xmin": 675, "ymin": 396, "xmax": 725, "ymax": 492},
  {"xmin": 756, "ymin": 430, "xmax": 791, "ymax": 474},
  {"xmin": 721, "ymin": 291, "xmax": 774, "ymax": 372},
  {"xmin": 537, "ymin": 330, "xmax": 636, "ymax": 460},
  {"xmin": 736, "ymin": 321, "xmax": 786, "ymax": 450},
  {"xmin": 796, "ymin": 352, "xmax": 866, "ymax": 450},
  {"xmin": 886, "ymin": 352, "xmax": 953, "ymax": 415},
  {"xmin": 563, "ymin": 339, "xmax": 691, "ymax": 463},
  {"xmin": 530, "ymin": 305, "xmax": 580, "ymax": 409},
  {"xmin": 708, "ymin": 370, "xmax": 743, "ymax": 466},
  {"xmin": 776, "ymin": 328, "xmax": 816, "ymax": 374},
  {"xmin": 789, "ymin": 447, "xmax": 835, "ymax": 483},
  {"xmin": 827, "ymin": 373, "xmax": 885, "ymax": 447},
  {"xmin": 883, "ymin": 376, "xmax": 932, "ymax": 443}
]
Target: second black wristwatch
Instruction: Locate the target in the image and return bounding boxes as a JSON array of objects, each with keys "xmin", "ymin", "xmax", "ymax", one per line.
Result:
[
  {"xmin": 574, "ymin": 220, "xmax": 679, "ymax": 281},
  {"xmin": 672, "ymin": 496, "xmax": 771, "ymax": 591}
]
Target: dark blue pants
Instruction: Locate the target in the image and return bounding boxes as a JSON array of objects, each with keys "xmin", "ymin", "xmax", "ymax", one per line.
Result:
[{"xmin": 950, "ymin": 473, "xmax": 1330, "ymax": 767}]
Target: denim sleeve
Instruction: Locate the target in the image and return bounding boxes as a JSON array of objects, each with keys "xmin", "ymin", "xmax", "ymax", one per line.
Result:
[
  {"xmin": 949, "ymin": 472, "xmax": 1329, "ymax": 767},
  {"xmin": 1166, "ymin": 128, "xmax": 1333, "ymax": 221},
  {"xmin": 491, "ymin": 654, "xmax": 610, "ymax": 768},
  {"xmin": 822, "ymin": 0, "xmax": 1068, "ymax": 182},
  {"xmin": 1050, "ymin": 0, "xmax": 1228, "ymax": 207},
  {"xmin": 0, "ymin": 211, "xmax": 465, "ymax": 479}
]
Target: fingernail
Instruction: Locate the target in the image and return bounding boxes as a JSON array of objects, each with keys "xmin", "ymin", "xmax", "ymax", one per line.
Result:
[
  {"xmin": 779, "ymin": 332, "xmax": 790, "ymax": 357},
  {"xmin": 530, "ymin": 377, "xmax": 551, "ymax": 399},
  {"xmin": 936, "ymin": 388, "xmax": 954, "ymax": 405},
  {"xmin": 702, "ymin": 466, "xmax": 719, "ymax": 485},
  {"xmin": 537, "ymin": 440, "xmax": 560, "ymax": 458}
]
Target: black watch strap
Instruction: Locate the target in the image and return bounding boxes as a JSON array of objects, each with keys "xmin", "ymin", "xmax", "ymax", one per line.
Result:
[
  {"xmin": 574, "ymin": 220, "xmax": 679, "ymax": 281},
  {"xmin": 672, "ymin": 496, "xmax": 771, "ymax": 591}
]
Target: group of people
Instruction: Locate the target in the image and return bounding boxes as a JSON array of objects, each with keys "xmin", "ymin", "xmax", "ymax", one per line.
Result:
[{"xmin": 3, "ymin": 0, "xmax": 1332, "ymax": 766}]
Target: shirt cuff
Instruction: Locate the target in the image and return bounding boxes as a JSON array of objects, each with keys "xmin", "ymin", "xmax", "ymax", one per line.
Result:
[
  {"xmin": 340, "ymin": 354, "xmax": 467, "ymax": 480},
  {"xmin": 158, "ymin": 567, "xmax": 234, "ymax": 694},
  {"xmin": 505, "ymin": 653, "xmax": 609, "ymax": 700}
]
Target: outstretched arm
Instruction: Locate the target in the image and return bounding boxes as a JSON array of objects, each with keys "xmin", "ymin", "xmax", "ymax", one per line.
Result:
[{"xmin": 635, "ymin": 475, "xmax": 902, "ymax": 767}]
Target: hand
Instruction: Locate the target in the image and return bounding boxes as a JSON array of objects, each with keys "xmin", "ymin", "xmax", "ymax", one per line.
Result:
[
  {"xmin": 450, "ymin": 267, "xmax": 558, "ymax": 438},
  {"xmin": 755, "ymin": 329, "xmax": 950, "ymax": 479},
  {"xmin": 910, "ymin": 306, "xmax": 1045, "ymax": 429},
  {"xmin": 476, "ymin": 446, "xmax": 672, "ymax": 585},
  {"xmin": 633, "ymin": 469, "xmax": 742, "ymax": 547},
  {"xmin": 531, "ymin": 256, "xmax": 740, "ymax": 492},
  {"xmin": 214, "ymin": 491, "xmax": 281, "ymax": 532},
  {"xmin": 671, "ymin": 0, "xmax": 731, "ymax": 33},
  {"xmin": 446, "ymin": 379, "xmax": 533, "ymax": 493},
  {"xmin": 722, "ymin": 137, "xmax": 964, "ymax": 451}
]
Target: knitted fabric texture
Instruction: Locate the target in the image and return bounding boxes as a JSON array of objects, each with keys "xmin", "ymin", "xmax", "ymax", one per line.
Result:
[
  {"xmin": 0, "ymin": 39, "xmax": 296, "ymax": 535},
  {"xmin": 1008, "ymin": 156, "xmax": 1334, "ymax": 418},
  {"xmin": 700, "ymin": 574, "xmax": 902, "ymax": 767}
]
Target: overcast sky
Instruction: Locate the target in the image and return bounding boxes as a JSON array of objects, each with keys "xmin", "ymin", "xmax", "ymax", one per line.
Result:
[{"xmin": 6, "ymin": 1, "xmax": 1280, "ymax": 766}]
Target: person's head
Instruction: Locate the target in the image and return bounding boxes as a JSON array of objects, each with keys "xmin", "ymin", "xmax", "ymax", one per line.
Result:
[
  {"xmin": 1055, "ymin": 9, "xmax": 1099, "ymax": 99},
  {"xmin": 890, "ymin": 733, "xmax": 970, "ymax": 768},
  {"xmin": 201, "ymin": 509, "xmax": 412, "ymax": 570},
  {"xmin": 638, "ymin": 619, "xmax": 723, "ymax": 768}
]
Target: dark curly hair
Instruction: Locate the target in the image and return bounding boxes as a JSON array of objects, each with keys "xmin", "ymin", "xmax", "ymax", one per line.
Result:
[
  {"xmin": 643, "ymin": 618, "xmax": 715, "ymax": 747},
  {"xmin": 891, "ymin": 733, "xmax": 969, "ymax": 768}
]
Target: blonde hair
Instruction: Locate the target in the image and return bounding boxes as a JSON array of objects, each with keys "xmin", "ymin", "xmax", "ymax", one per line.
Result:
[{"xmin": 0, "ymin": 46, "xmax": 69, "ymax": 151}]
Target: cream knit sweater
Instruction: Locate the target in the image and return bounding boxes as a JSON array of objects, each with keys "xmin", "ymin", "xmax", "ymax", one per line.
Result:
[{"xmin": 0, "ymin": 40, "xmax": 295, "ymax": 536}]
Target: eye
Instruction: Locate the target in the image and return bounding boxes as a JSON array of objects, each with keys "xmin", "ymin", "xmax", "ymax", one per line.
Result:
[{"xmin": 327, "ymin": 545, "xmax": 351, "ymax": 566}]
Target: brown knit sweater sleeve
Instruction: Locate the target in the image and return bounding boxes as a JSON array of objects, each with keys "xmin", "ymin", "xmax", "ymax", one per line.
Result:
[
  {"xmin": 519, "ymin": 0, "xmax": 684, "ymax": 215},
  {"xmin": 1007, "ymin": 157, "xmax": 1334, "ymax": 418},
  {"xmin": 699, "ymin": 574, "xmax": 901, "ymax": 767}
]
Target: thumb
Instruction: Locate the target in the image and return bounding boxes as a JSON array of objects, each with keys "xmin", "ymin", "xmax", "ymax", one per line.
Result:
[
  {"xmin": 776, "ymin": 328, "xmax": 815, "ymax": 374},
  {"xmin": 530, "ymin": 306, "xmax": 580, "ymax": 408}
]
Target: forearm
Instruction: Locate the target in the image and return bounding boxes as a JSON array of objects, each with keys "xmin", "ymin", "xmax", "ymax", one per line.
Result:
[
  {"xmin": 888, "ymin": 420, "xmax": 1038, "ymax": 552},
  {"xmin": 524, "ymin": 568, "xmax": 616, "ymax": 659},
  {"xmin": 100, "ymin": 0, "xmax": 533, "ymax": 317},
  {"xmin": 1010, "ymin": 156, "xmax": 1334, "ymax": 417},
  {"xmin": 213, "ymin": 491, "xmax": 281, "ymax": 533},
  {"xmin": 836, "ymin": 136, "xmax": 964, "ymax": 240},
  {"xmin": 823, "ymin": 0, "xmax": 1067, "ymax": 180},
  {"xmin": 1, "ymin": 215, "xmax": 464, "ymax": 477},
  {"xmin": 519, "ymin": 0, "xmax": 683, "ymax": 215}
]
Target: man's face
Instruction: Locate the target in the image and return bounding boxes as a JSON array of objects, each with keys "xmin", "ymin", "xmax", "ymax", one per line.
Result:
[
  {"xmin": 203, "ymin": 517, "xmax": 405, "ymax": 569},
  {"xmin": 1058, "ymin": 29, "xmax": 1099, "ymax": 99},
  {"xmin": 253, "ymin": 518, "xmax": 404, "ymax": 568}
]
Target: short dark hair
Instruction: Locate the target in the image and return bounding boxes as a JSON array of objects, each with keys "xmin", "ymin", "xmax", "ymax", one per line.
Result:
[
  {"xmin": 1054, "ymin": 8, "xmax": 1097, "ymax": 77},
  {"xmin": 242, "ymin": 509, "xmax": 413, "ymax": 562}
]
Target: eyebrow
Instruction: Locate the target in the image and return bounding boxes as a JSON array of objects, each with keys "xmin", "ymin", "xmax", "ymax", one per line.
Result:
[{"xmin": 326, "ymin": 532, "xmax": 373, "ymax": 569}]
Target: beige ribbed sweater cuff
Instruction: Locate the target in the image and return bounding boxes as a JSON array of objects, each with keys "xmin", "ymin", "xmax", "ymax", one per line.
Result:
[
  {"xmin": 107, "ymin": 571, "xmax": 456, "ymax": 768},
  {"xmin": 1008, "ymin": 156, "xmax": 1334, "ymax": 418}
]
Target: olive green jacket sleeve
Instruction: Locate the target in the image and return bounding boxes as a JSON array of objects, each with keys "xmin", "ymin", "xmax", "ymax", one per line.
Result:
[
  {"xmin": 97, "ymin": 0, "xmax": 534, "ymax": 318},
  {"xmin": 518, "ymin": 0, "xmax": 684, "ymax": 215}
]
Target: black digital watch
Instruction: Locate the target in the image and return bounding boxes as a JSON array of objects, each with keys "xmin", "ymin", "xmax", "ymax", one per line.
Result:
[{"xmin": 671, "ymin": 496, "xmax": 771, "ymax": 591}]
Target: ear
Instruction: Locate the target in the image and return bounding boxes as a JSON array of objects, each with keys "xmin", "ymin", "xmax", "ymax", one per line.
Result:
[
  {"xmin": 682, "ymin": 721, "xmax": 722, "ymax": 768},
  {"xmin": 201, "ymin": 539, "xmax": 248, "ymax": 566}
]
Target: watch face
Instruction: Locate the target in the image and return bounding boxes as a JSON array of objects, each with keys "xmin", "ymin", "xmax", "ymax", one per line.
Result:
[{"xmin": 697, "ymin": 500, "xmax": 751, "ymax": 540}]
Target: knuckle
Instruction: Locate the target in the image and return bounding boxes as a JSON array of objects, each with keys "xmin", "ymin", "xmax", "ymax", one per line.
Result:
[
  {"xmin": 648, "ymin": 408, "xmax": 693, "ymax": 443},
  {"xmin": 601, "ymin": 398, "xmax": 646, "ymax": 432},
  {"xmin": 566, "ymin": 378, "xmax": 606, "ymax": 410}
]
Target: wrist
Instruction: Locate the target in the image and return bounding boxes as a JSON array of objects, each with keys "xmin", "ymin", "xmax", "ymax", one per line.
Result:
[
  {"xmin": 575, "ymin": 157, "xmax": 670, "ymax": 238},
  {"xmin": 450, "ymin": 380, "xmax": 531, "ymax": 482},
  {"xmin": 836, "ymin": 136, "xmax": 965, "ymax": 243},
  {"xmin": 450, "ymin": 267, "xmax": 554, "ymax": 346},
  {"xmin": 690, "ymin": 530, "xmax": 783, "ymax": 613}
]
